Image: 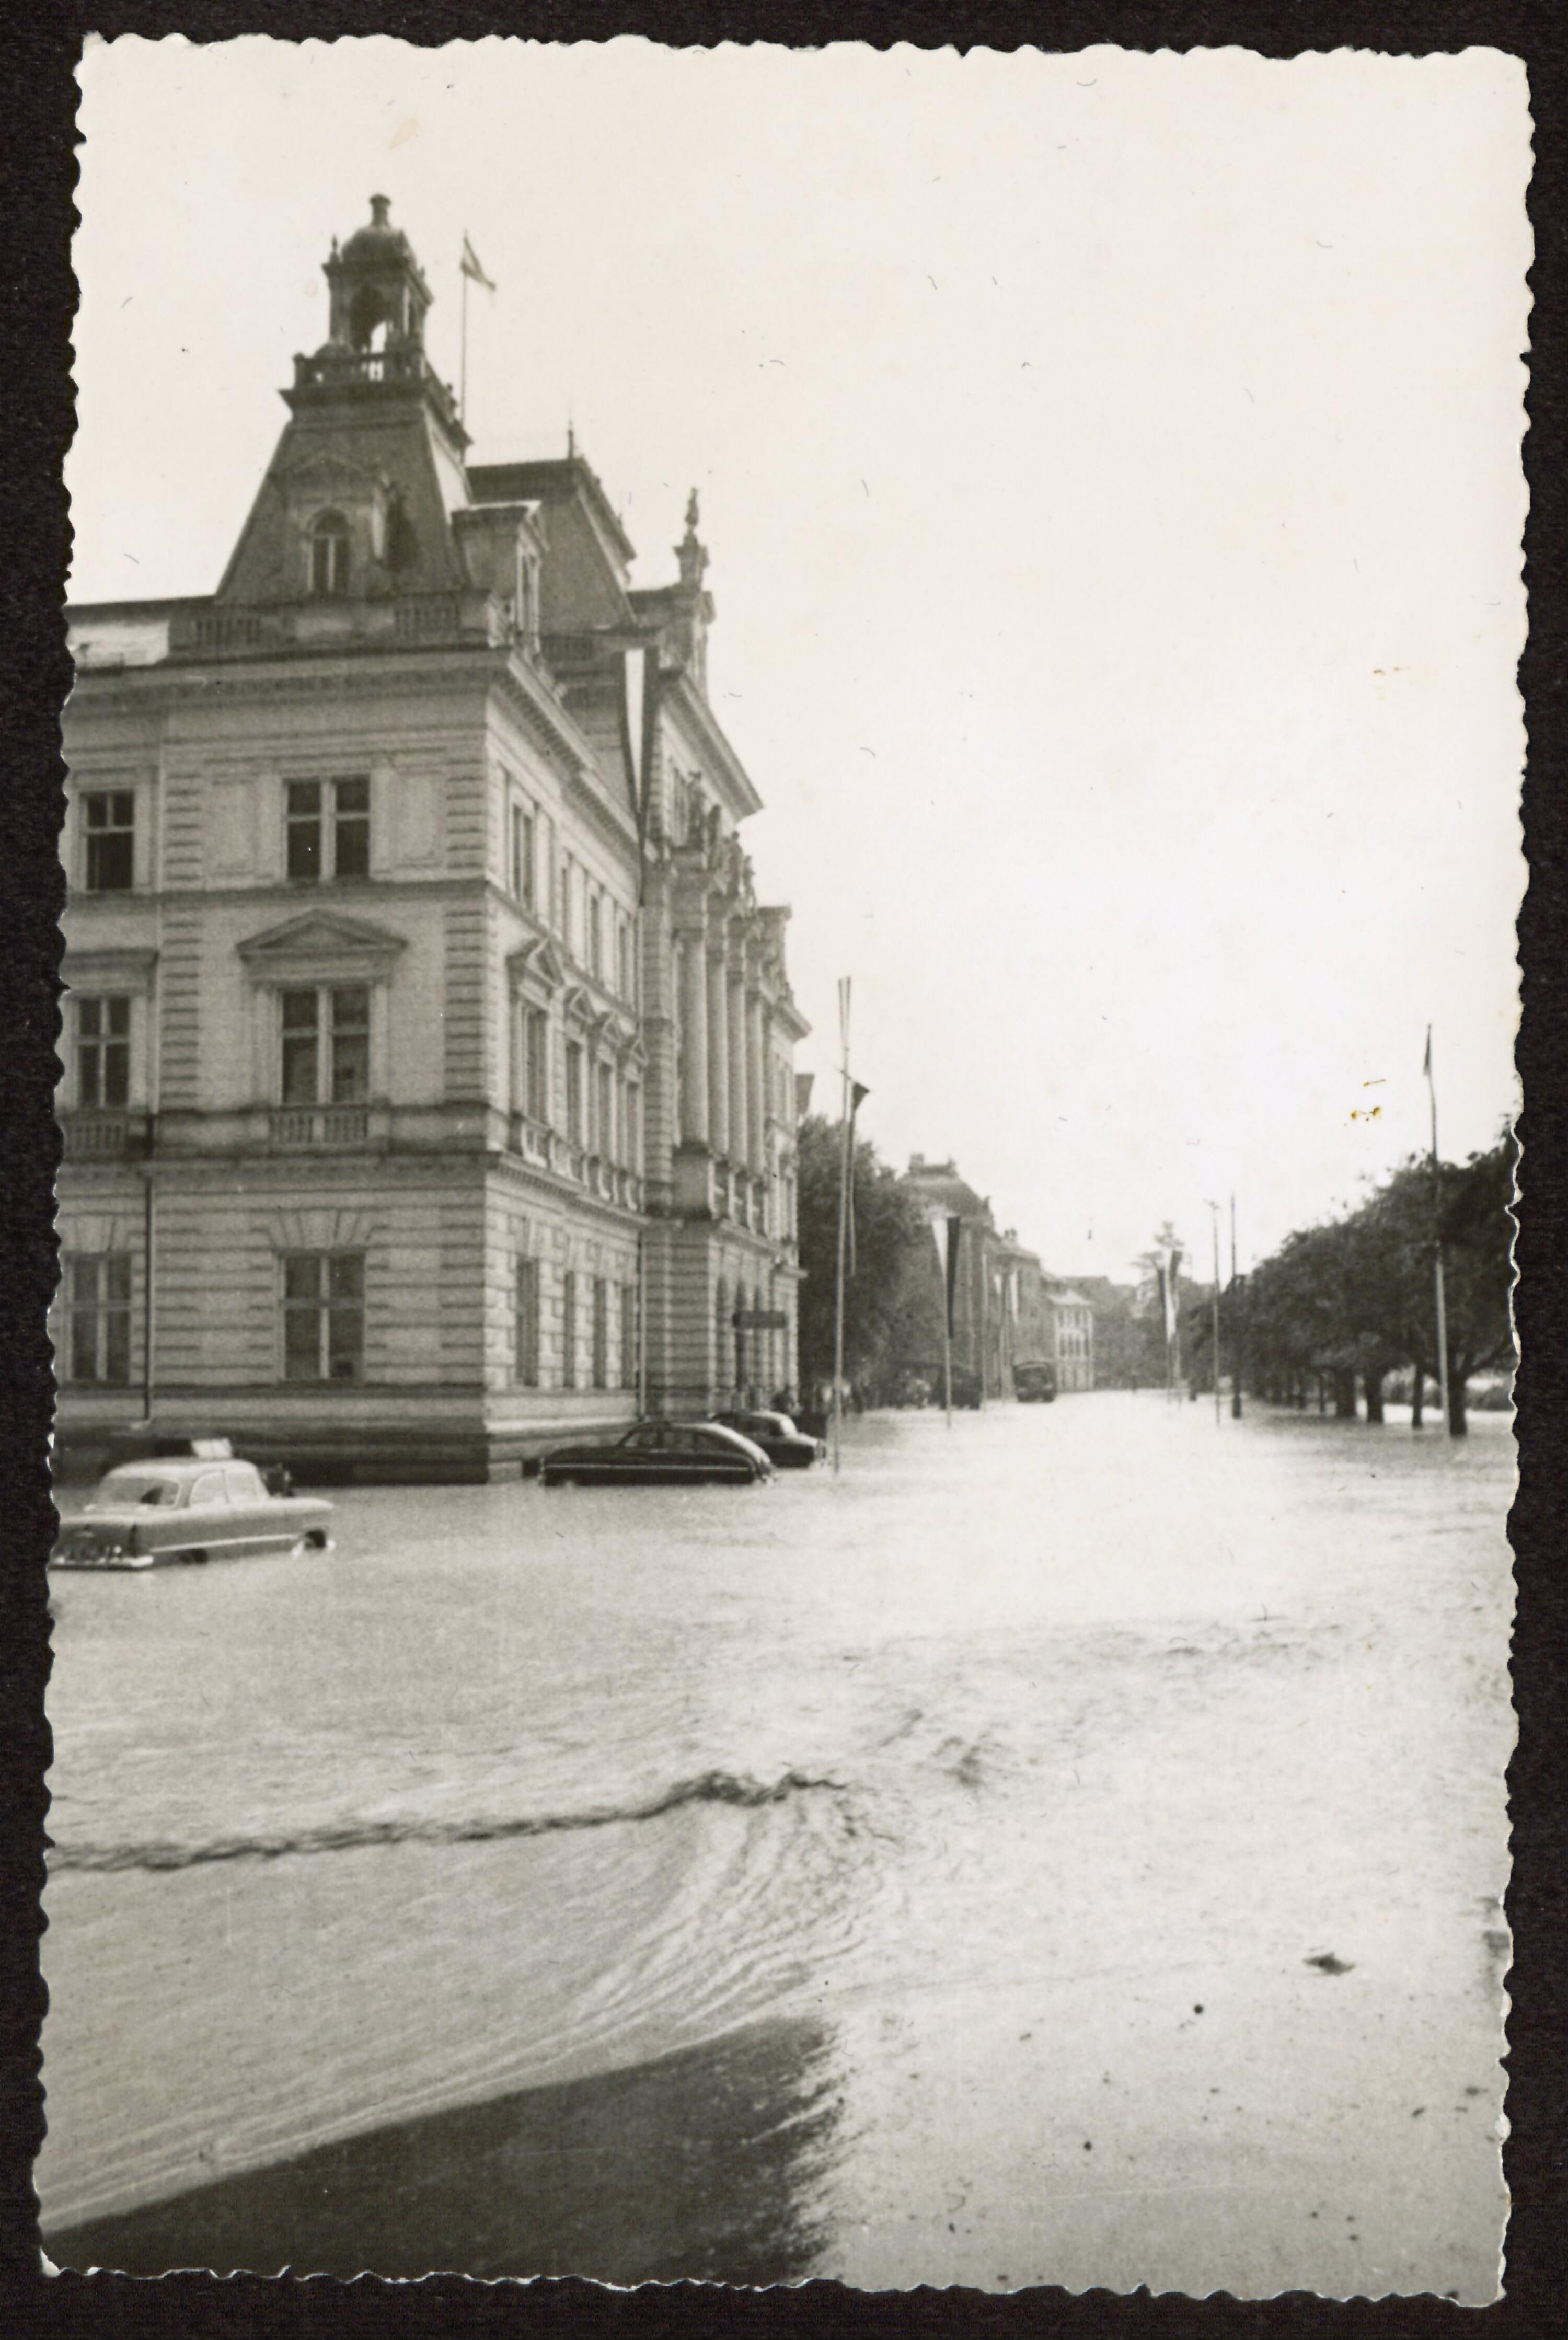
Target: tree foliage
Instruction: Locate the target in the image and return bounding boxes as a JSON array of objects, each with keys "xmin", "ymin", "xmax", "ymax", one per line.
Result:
[
  {"xmin": 1233, "ymin": 1133, "xmax": 1515, "ymax": 1431},
  {"xmin": 794, "ymin": 1115, "xmax": 935, "ymax": 1397}
]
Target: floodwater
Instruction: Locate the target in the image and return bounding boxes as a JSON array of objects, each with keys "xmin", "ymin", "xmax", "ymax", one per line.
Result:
[{"xmin": 38, "ymin": 1396, "xmax": 1514, "ymax": 2296}]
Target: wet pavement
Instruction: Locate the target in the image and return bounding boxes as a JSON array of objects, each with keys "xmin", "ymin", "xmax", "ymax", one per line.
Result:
[{"xmin": 40, "ymin": 1396, "xmax": 1513, "ymax": 2296}]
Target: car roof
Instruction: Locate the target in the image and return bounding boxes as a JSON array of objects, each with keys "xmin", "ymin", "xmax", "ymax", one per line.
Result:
[{"xmin": 101, "ymin": 1457, "xmax": 249, "ymax": 1481}]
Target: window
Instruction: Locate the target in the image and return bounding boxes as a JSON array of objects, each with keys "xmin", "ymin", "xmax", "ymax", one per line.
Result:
[
  {"xmin": 621, "ymin": 1279, "xmax": 638, "ymax": 1391},
  {"xmin": 617, "ymin": 918, "xmax": 632, "ymax": 1002},
  {"xmin": 561, "ymin": 1271, "xmax": 577, "ymax": 1390},
  {"xmin": 82, "ymin": 791, "xmax": 134, "ymax": 893},
  {"xmin": 76, "ymin": 996, "xmax": 130, "ymax": 1108},
  {"xmin": 625, "ymin": 1082, "xmax": 642, "ymax": 1175},
  {"xmin": 287, "ymin": 777, "xmax": 370, "ymax": 882},
  {"xmin": 510, "ymin": 801, "xmax": 536, "ymax": 909},
  {"xmin": 562, "ymin": 856, "xmax": 578, "ymax": 956},
  {"xmin": 282, "ymin": 1252, "xmax": 364, "ymax": 1381},
  {"xmin": 592, "ymin": 1277, "xmax": 608, "ymax": 1390},
  {"xmin": 280, "ymin": 986, "xmax": 370, "ymax": 1105},
  {"xmin": 519, "ymin": 1005, "xmax": 549, "ymax": 1124},
  {"xmin": 65, "ymin": 1254, "xmax": 131, "ymax": 1384},
  {"xmin": 310, "ymin": 510, "xmax": 351, "ymax": 598},
  {"xmin": 587, "ymin": 893, "xmax": 603, "ymax": 980},
  {"xmin": 515, "ymin": 1256, "xmax": 540, "ymax": 1388},
  {"xmin": 596, "ymin": 1062, "xmax": 614, "ymax": 1160},
  {"xmin": 566, "ymin": 1044, "xmax": 585, "ymax": 1145}
]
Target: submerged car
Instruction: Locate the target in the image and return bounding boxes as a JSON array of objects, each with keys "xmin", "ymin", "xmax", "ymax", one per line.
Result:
[
  {"xmin": 539, "ymin": 1419, "xmax": 773, "ymax": 1488},
  {"xmin": 51, "ymin": 1458, "xmax": 335, "ymax": 1571},
  {"xmin": 1013, "ymin": 1362, "xmax": 1058, "ymax": 1403},
  {"xmin": 711, "ymin": 1409, "xmax": 826, "ymax": 1469}
]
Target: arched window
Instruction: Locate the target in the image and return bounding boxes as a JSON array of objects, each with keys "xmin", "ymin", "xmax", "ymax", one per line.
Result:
[
  {"xmin": 715, "ymin": 1279, "xmax": 728, "ymax": 1396},
  {"xmin": 310, "ymin": 511, "xmax": 351, "ymax": 599}
]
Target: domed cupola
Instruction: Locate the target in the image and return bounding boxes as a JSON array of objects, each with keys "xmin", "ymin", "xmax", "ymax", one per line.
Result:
[{"xmin": 321, "ymin": 194, "xmax": 433, "ymax": 354}]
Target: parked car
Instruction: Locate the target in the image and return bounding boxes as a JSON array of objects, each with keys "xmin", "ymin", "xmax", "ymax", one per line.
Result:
[
  {"xmin": 539, "ymin": 1419, "xmax": 773, "ymax": 1488},
  {"xmin": 1013, "ymin": 1362, "xmax": 1058, "ymax": 1403},
  {"xmin": 51, "ymin": 1457, "xmax": 335, "ymax": 1571},
  {"xmin": 711, "ymin": 1409, "xmax": 826, "ymax": 1468},
  {"xmin": 104, "ymin": 1431, "xmax": 298, "ymax": 1496}
]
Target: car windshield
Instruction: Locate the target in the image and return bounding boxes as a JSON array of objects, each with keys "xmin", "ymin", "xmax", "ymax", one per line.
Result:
[{"xmin": 88, "ymin": 1472, "xmax": 182, "ymax": 1510}]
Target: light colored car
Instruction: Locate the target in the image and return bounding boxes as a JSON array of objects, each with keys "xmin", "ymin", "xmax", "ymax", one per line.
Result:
[
  {"xmin": 51, "ymin": 1458, "xmax": 335, "ymax": 1571},
  {"xmin": 711, "ymin": 1410, "xmax": 826, "ymax": 1468}
]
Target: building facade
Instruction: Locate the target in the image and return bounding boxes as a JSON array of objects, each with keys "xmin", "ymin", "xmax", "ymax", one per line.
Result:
[
  {"xmin": 898, "ymin": 1159, "xmax": 1095, "ymax": 1399},
  {"xmin": 55, "ymin": 197, "xmax": 808, "ymax": 1480},
  {"xmin": 1037, "ymin": 1284, "xmax": 1096, "ymax": 1391}
]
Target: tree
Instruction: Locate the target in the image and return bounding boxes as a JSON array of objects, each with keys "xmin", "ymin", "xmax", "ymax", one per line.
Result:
[
  {"xmin": 1434, "ymin": 1135, "xmax": 1517, "ymax": 1433},
  {"xmin": 794, "ymin": 1116, "xmax": 933, "ymax": 1400},
  {"xmin": 1240, "ymin": 1132, "xmax": 1515, "ymax": 1431}
]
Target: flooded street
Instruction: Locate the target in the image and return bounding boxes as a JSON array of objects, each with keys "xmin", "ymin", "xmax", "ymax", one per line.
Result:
[{"xmin": 39, "ymin": 1396, "xmax": 1513, "ymax": 2297}]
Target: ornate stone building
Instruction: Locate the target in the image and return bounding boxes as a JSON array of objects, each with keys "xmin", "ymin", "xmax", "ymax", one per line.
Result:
[
  {"xmin": 900, "ymin": 1158, "xmax": 1095, "ymax": 1398},
  {"xmin": 55, "ymin": 197, "xmax": 807, "ymax": 1479}
]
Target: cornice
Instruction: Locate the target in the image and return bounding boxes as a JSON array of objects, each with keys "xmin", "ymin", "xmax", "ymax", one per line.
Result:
[{"xmin": 659, "ymin": 671, "xmax": 764, "ymax": 822}]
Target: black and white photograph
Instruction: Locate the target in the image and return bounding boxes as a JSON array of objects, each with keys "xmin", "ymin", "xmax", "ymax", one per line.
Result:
[{"xmin": 40, "ymin": 35, "xmax": 1525, "ymax": 2298}]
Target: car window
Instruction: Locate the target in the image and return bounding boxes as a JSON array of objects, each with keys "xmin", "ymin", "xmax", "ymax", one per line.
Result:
[
  {"xmin": 189, "ymin": 1470, "xmax": 229, "ymax": 1507},
  {"xmin": 623, "ymin": 1424, "xmax": 663, "ymax": 1449},
  {"xmin": 223, "ymin": 1463, "xmax": 267, "ymax": 1503},
  {"xmin": 696, "ymin": 1430, "xmax": 735, "ymax": 1453},
  {"xmin": 90, "ymin": 1472, "xmax": 181, "ymax": 1510}
]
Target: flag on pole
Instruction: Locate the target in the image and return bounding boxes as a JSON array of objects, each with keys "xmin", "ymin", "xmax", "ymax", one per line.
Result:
[
  {"xmin": 1161, "ymin": 1248, "xmax": 1182, "ymax": 1346},
  {"xmin": 946, "ymin": 1215, "xmax": 962, "ymax": 1340},
  {"xmin": 846, "ymin": 1082, "xmax": 870, "ymax": 1277},
  {"xmin": 1423, "ymin": 1027, "xmax": 1432, "ymax": 1080},
  {"xmin": 460, "ymin": 233, "xmax": 497, "ymax": 292}
]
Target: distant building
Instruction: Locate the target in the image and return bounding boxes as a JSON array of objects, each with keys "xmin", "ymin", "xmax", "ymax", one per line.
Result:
[
  {"xmin": 1073, "ymin": 1277, "xmax": 1143, "ymax": 1387},
  {"xmin": 55, "ymin": 197, "xmax": 808, "ymax": 1480},
  {"xmin": 1039, "ymin": 1283, "xmax": 1095, "ymax": 1392}
]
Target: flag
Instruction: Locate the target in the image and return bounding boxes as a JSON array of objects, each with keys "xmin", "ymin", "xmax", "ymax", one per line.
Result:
[
  {"xmin": 620, "ymin": 645, "xmax": 658, "ymax": 900},
  {"xmin": 460, "ymin": 233, "xmax": 497, "ymax": 292},
  {"xmin": 1161, "ymin": 1248, "xmax": 1182, "ymax": 1346},
  {"xmin": 846, "ymin": 1082, "xmax": 869, "ymax": 1276},
  {"xmin": 945, "ymin": 1215, "xmax": 962, "ymax": 1340},
  {"xmin": 1423, "ymin": 1027, "xmax": 1433, "ymax": 1081}
]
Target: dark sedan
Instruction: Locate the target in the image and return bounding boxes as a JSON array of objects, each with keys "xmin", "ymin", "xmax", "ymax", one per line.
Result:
[
  {"xmin": 711, "ymin": 1409, "xmax": 826, "ymax": 1469},
  {"xmin": 51, "ymin": 1458, "xmax": 335, "ymax": 1571},
  {"xmin": 539, "ymin": 1419, "xmax": 773, "ymax": 1488}
]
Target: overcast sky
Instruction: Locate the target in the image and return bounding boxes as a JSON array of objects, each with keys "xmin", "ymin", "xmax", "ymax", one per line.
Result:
[{"xmin": 70, "ymin": 38, "xmax": 1529, "ymax": 1279}]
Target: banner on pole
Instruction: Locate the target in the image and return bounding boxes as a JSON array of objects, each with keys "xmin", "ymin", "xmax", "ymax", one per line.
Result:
[
  {"xmin": 460, "ymin": 233, "xmax": 497, "ymax": 291},
  {"xmin": 847, "ymin": 1081, "xmax": 869, "ymax": 1277}
]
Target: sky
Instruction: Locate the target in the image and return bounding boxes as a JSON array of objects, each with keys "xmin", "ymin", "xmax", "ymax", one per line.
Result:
[{"xmin": 69, "ymin": 38, "xmax": 1530, "ymax": 1280}]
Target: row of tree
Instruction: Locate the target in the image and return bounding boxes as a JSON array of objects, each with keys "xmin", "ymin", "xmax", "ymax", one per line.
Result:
[
  {"xmin": 794, "ymin": 1115, "xmax": 943, "ymax": 1401},
  {"xmin": 1188, "ymin": 1134, "xmax": 1516, "ymax": 1434}
]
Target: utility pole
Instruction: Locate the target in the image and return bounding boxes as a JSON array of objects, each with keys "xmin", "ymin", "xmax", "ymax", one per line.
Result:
[{"xmin": 1230, "ymin": 1193, "xmax": 1242, "ymax": 1418}]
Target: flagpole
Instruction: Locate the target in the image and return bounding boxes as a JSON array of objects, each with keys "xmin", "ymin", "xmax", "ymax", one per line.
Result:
[
  {"xmin": 832, "ymin": 980, "xmax": 851, "ymax": 1475},
  {"xmin": 1207, "ymin": 1203, "xmax": 1223, "ymax": 1425},
  {"xmin": 460, "ymin": 259, "xmax": 469, "ymax": 426},
  {"xmin": 942, "ymin": 1286, "xmax": 953, "ymax": 1427},
  {"xmin": 1427, "ymin": 1027, "xmax": 1452, "ymax": 1437},
  {"xmin": 1230, "ymin": 1193, "xmax": 1242, "ymax": 1419}
]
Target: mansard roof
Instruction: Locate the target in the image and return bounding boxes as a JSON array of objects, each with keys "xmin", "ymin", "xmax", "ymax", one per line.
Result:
[{"xmin": 902, "ymin": 1158, "xmax": 994, "ymax": 1226}]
